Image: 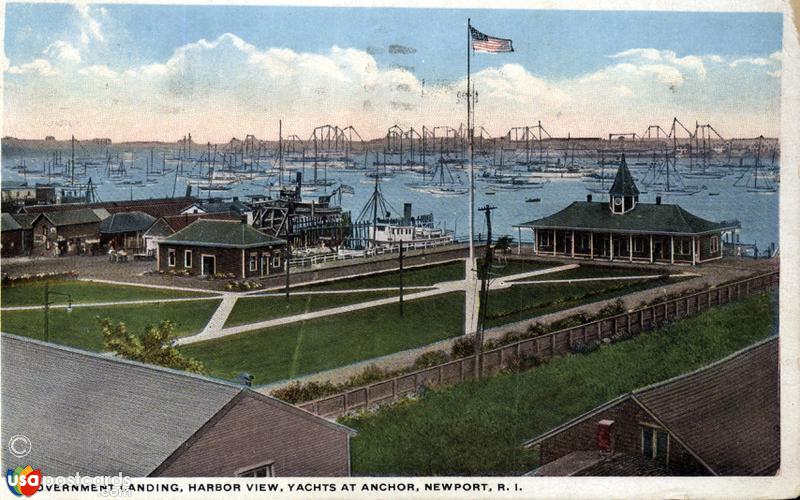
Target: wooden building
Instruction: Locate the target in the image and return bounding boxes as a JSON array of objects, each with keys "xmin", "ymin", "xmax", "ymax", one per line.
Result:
[
  {"xmin": 143, "ymin": 212, "xmax": 239, "ymax": 256},
  {"xmin": 523, "ymin": 337, "xmax": 779, "ymax": 476},
  {"xmin": 514, "ymin": 156, "xmax": 739, "ymax": 265},
  {"xmin": 1, "ymin": 213, "xmax": 27, "ymax": 257},
  {"xmin": 29, "ymin": 208, "xmax": 108, "ymax": 256},
  {"xmin": 99, "ymin": 211, "xmax": 155, "ymax": 253},
  {"xmin": 1, "ymin": 334, "xmax": 356, "ymax": 477},
  {"xmin": 157, "ymin": 219, "xmax": 286, "ymax": 278}
]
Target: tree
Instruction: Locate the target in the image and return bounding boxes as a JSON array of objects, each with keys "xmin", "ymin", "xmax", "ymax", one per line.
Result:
[
  {"xmin": 495, "ymin": 235, "xmax": 514, "ymax": 254},
  {"xmin": 98, "ymin": 318, "xmax": 205, "ymax": 373}
]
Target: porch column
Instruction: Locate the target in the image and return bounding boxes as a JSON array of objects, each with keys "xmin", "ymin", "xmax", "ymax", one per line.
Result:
[
  {"xmin": 533, "ymin": 229, "xmax": 538, "ymax": 255},
  {"xmin": 517, "ymin": 227, "xmax": 522, "ymax": 255},
  {"xmin": 629, "ymin": 234, "xmax": 633, "ymax": 262},
  {"xmin": 589, "ymin": 232, "xmax": 594, "ymax": 260},
  {"xmin": 571, "ymin": 231, "xmax": 575, "ymax": 258},
  {"xmin": 241, "ymin": 249, "xmax": 246, "ymax": 279},
  {"xmin": 156, "ymin": 245, "xmax": 161, "ymax": 272},
  {"xmin": 649, "ymin": 235, "xmax": 654, "ymax": 263},
  {"xmin": 670, "ymin": 236, "xmax": 674, "ymax": 264},
  {"xmin": 553, "ymin": 230, "xmax": 556, "ymax": 257},
  {"xmin": 692, "ymin": 236, "xmax": 697, "ymax": 265},
  {"xmin": 609, "ymin": 233, "xmax": 614, "ymax": 261}
]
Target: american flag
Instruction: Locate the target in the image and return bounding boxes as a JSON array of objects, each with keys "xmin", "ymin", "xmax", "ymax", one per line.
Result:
[{"xmin": 470, "ymin": 26, "xmax": 514, "ymax": 53}]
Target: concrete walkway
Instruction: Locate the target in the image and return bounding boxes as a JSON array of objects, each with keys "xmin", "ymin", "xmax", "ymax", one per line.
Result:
[
  {"xmin": 199, "ymin": 294, "xmax": 240, "ymax": 337},
  {"xmin": 177, "ymin": 263, "xmax": 582, "ymax": 345}
]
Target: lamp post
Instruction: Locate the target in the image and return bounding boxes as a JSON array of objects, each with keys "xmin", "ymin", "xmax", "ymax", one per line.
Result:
[{"xmin": 43, "ymin": 282, "xmax": 73, "ymax": 343}]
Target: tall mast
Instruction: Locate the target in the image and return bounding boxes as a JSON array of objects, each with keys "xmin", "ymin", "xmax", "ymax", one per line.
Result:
[{"xmin": 279, "ymin": 120, "xmax": 284, "ymax": 186}]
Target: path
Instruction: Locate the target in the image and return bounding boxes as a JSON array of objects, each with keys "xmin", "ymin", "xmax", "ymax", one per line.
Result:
[{"xmin": 177, "ymin": 263, "xmax": 582, "ymax": 345}]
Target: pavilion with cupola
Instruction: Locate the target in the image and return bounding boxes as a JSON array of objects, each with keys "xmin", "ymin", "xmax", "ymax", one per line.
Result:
[{"xmin": 514, "ymin": 155, "xmax": 740, "ymax": 265}]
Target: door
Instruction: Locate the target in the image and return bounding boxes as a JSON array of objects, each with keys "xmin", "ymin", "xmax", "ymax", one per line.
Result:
[
  {"xmin": 261, "ymin": 254, "xmax": 269, "ymax": 277},
  {"xmin": 202, "ymin": 255, "xmax": 216, "ymax": 276}
]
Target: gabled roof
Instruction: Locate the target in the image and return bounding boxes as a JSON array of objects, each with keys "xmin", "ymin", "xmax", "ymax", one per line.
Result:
[
  {"xmin": 161, "ymin": 219, "xmax": 284, "ymax": 249},
  {"xmin": 632, "ymin": 336, "xmax": 779, "ymax": 475},
  {"xmin": 10, "ymin": 213, "xmax": 37, "ymax": 230},
  {"xmin": 608, "ymin": 154, "xmax": 640, "ymax": 197},
  {"xmin": 0, "ymin": 333, "xmax": 355, "ymax": 477},
  {"xmin": 100, "ymin": 211, "xmax": 156, "ymax": 234},
  {"xmin": 162, "ymin": 212, "xmax": 240, "ymax": 232},
  {"xmin": 515, "ymin": 201, "xmax": 739, "ymax": 235},
  {"xmin": 38, "ymin": 208, "xmax": 101, "ymax": 227},
  {"xmin": 532, "ymin": 451, "xmax": 670, "ymax": 476},
  {"xmin": 195, "ymin": 200, "xmax": 251, "ymax": 215},
  {"xmin": 1, "ymin": 213, "xmax": 22, "ymax": 231},
  {"xmin": 523, "ymin": 337, "xmax": 779, "ymax": 476}
]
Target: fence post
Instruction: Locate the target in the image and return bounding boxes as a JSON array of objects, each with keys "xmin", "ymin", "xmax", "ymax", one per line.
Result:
[
  {"xmin": 438, "ymin": 365, "xmax": 444, "ymax": 385},
  {"xmin": 365, "ymin": 387, "xmax": 370, "ymax": 409},
  {"xmin": 392, "ymin": 378, "xmax": 397, "ymax": 400},
  {"xmin": 551, "ymin": 334, "xmax": 556, "ymax": 354},
  {"xmin": 626, "ymin": 313, "xmax": 631, "ymax": 334},
  {"xmin": 746, "ymin": 280, "xmax": 750, "ymax": 296}
]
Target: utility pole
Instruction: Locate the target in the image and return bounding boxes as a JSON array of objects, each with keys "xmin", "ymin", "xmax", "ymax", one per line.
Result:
[
  {"xmin": 399, "ymin": 240, "xmax": 404, "ymax": 316},
  {"xmin": 475, "ymin": 205, "xmax": 496, "ymax": 356},
  {"xmin": 284, "ymin": 244, "xmax": 291, "ymax": 300}
]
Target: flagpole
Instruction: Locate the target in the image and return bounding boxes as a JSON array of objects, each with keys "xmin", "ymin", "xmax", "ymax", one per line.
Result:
[{"xmin": 467, "ymin": 18, "xmax": 474, "ymax": 263}]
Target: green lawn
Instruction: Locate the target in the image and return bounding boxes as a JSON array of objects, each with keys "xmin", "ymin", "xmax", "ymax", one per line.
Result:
[
  {"xmin": 225, "ymin": 290, "xmax": 400, "ymax": 327},
  {"xmin": 342, "ymin": 292, "xmax": 775, "ymax": 476},
  {"xmin": 295, "ymin": 261, "xmax": 466, "ymax": 291},
  {"xmin": 1, "ymin": 300, "xmax": 221, "ymax": 351},
  {"xmin": 505, "ymin": 264, "xmax": 668, "ymax": 282},
  {"xmin": 485, "ymin": 273, "xmax": 689, "ymax": 328},
  {"xmin": 183, "ymin": 292, "xmax": 465, "ymax": 385},
  {"xmin": 1, "ymin": 280, "xmax": 212, "ymax": 307},
  {"xmin": 484, "ymin": 259, "xmax": 560, "ymax": 278}
]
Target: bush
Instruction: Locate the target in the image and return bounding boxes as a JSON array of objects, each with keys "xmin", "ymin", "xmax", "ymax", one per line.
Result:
[
  {"xmin": 594, "ymin": 298, "xmax": 626, "ymax": 319},
  {"xmin": 272, "ymin": 380, "xmax": 340, "ymax": 404},
  {"xmin": 451, "ymin": 335, "xmax": 476, "ymax": 359},
  {"xmin": 413, "ymin": 350, "xmax": 448, "ymax": 369},
  {"xmin": 349, "ymin": 364, "xmax": 389, "ymax": 387},
  {"xmin": 1, "ymin": 270, "xmax": 79, "ymax": 286}
]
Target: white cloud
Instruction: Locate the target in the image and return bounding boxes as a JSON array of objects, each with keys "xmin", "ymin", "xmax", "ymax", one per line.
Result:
[
  {"xmin": 2, "ymin": 35, "xmax": 781, "ymax": 140},
  {"xmin": 44, "ymin": 41, "xmax": 81, "ymax": 64},
  {"xmin": 78, "ymin": 64, "xmax": 117, "ymax": 78},
  {"xmin": 729, "ymin": 57, "xmax": 771, "ymax": 68},
  {"xmin": 610, "ymin": 48, "xmax": 706, "ymax": 79},
  {"xmin": 7, "ymin": 58, "xmax": 56, "ymax": 76},
  {"xmin": 75, "ymin": 1, "xmax": 105, "ymax": 44}
]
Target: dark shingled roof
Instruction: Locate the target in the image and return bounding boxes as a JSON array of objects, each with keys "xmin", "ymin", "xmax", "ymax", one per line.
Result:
[
  {"xmin": 10, "ymin": 214, "xmax": 37, "ymax": 230},
  {"xmin": 633, "ymin": 336, "xmax": 779, "ymax": 475},
  {"xmin": 40, "ymin": 208, "xmax": 101, "ymax": 227},
  {"xmin": 608, "ymin": 154, "xmax": 639, "ymax": 197},
  {"xmin": 516, "ymin": 201, "xmax": 738, "ymax": 235},
  {"xmin": 0, "ymin": 334, "xmax": 355, "ymax": 477},
  {"xmin": 532, "ymin": 451, "xmax": 670, "ymax": 476},
  {"xmin": 100, "ymin": 211, "xmax": 156, "ymax": 234},
  {"xmin": 1, "ymin": 213, "xmax": 22, "ymax": 231},
  {"xmin": 1, "ymin": 334, "xmax": 239, "ymax": 477},
  {"xmin": 523, "ymin": 337, "xmax": 779, "ymax": 476},
  {"xmin": 162, "ymin": 219, "xmax": 284, "ymax": 249}
]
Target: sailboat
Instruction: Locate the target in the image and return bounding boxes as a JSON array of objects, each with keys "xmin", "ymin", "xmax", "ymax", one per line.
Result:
[{"xmin": 733, "ymin": 136, "xmax": 777, "ymax": 194}]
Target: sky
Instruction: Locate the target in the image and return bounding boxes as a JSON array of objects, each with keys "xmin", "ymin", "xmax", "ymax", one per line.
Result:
[{"xmin": 2, "ymin": 3, "xmax": 784, "ymax": 142}]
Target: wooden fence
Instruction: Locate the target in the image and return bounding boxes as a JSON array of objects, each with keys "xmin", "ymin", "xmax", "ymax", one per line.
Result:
[{"xmin": 297, "ymin": 271, "xmax": 779, "ymax": 419}]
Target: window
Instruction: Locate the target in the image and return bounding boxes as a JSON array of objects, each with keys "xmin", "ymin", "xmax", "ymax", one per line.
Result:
[
  {"xmin": 237, "ymin": 463, "xmax": 273, "ymax": 477},
  {"xmin": 641, "ymin": 425, "xmax": 669, "ymax": 462},
  {"xmin": 184, "ymin": 250, "xmax": 192, "ymax": 268},
  {"xmin": 679, "ymin": 238, "xmax": 691, "ymax": 255},
  {"xmin": 249, "ymin": 253, "xmax": 258, "ymax": 271},
  {"xmin": 272, "ymin": 254, "xmax": 282, "ymax": 268},
  {"xmin": 710, "ymin": 236, "xmax": 719, "ymax": 253},
  {"xmin": 168, "ymin": 249, "xmax": 176, "ymax": 267},
  {"xmin": 633, "ymin": 237, "xmax": 644, "ymax": 253},
  {"xmin": 539, "ymin": 231, "xmax": 550, "ymax": 247}
]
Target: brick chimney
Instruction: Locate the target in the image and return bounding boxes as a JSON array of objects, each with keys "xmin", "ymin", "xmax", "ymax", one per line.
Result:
[{"xmin": 596, "ymin": 419, "xmax": 615, "ymax": 456}]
